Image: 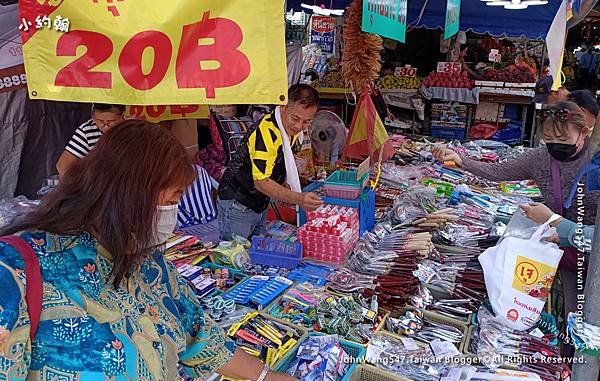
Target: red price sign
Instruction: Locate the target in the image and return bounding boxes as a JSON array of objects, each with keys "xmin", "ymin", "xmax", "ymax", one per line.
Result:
[
  {"xmin": 394, "ymin": 65, "xmax": 417, "ymax": 77},
  {"xmin": 436, "ymin": 62, "xmax": 462, "ymax": 74},
  {"xmin": 126, "ymin": 104, "xmax": 209, "ymax": 123},
  {"xmin": 20, "ymin": 0, "xmax": 288, "ymax": 105}
]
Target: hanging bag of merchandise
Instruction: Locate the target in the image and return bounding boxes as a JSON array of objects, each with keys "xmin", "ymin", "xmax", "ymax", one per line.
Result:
[{"xmin": 479, "ymin": 215, "xmax": 563, "ymax": 331}]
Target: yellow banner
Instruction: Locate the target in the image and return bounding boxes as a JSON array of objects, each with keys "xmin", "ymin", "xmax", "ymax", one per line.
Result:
[
  {"xmin": 20, "ymin": 0, "xmax": 287, "ymax": 105},
  {"xmin": 126, "ymin": 105, "xmax": 209, "ymax": 123}
]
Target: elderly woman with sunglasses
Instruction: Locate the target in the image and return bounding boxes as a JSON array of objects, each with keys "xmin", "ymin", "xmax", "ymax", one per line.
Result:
[
  {"xmin": 433, "ymin": 101, "xmax": 599, "ymax": 228},
  {"xmin": 433, "ymin": 101, "xmax": 600, "ymax": 356}
]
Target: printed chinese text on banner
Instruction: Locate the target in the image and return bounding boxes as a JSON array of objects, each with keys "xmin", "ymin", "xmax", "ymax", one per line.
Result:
[
  {"xmin": 362, "ymin": 0, "xmax": 408, "ymax": 43},
  {"xmin": 19, "ymin": 0, "xmax": 288, "ymax": 105}
]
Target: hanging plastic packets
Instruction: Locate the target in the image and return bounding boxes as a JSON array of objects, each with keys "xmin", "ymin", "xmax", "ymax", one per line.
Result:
[
  {"xmin": 385, "ymin": 310, "xmax": 465, "ymax": 346},
  {"xmin": 327, "ymin": 268, "xmax": 376, "ymax": 293},
  {"xmin": 283, "ymin": 335, "xmax": 352, "ymax": 381},
  {"xmin": 387, "ymin": 186, "xmax": 439, "ymax": 226},
  {"xmin": 366, "ymin": 332, "xmax": 450, "ymax": 381},
  {"xmin": 378, "ymin": 162, "xmax": 433, "ymax": 190},
  {"xmin": 267, "ymin": 283, "xmax": 329, "ymax": 329},
  {"xmin": 313, "ymin": 293, "xmax": 383, "ymax": 344},
  {"xmin": 413, "ymin": 259, "xmax": 465, "ymax": 294},
  {"xmin": 474, "ymin": 307, "xmax": 564, "ymax": 380},
  {"xmin": 567, "ymin": 312, "xmax": 600, "ymax": 357}
]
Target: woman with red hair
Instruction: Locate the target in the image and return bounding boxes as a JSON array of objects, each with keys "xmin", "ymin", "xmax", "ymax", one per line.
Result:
[{"xmin": 0, "ymin": 120, "xmax": 295, "ymax": 381}]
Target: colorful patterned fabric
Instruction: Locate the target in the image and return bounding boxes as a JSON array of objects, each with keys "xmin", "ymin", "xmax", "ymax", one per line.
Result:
[
  {"xmin": 0, "ymin": 231, "xmax": 236, "ymax": 381},
  {"xmin": 178, "ymin": 165, "xmax": 217, "ymax": 227}
]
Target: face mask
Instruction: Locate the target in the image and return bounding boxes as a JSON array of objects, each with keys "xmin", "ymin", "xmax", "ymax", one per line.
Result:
[
  {"xmin": 546, "ymin": 143, "xmax": 578, "ymax": 162},
  {"xmin": 149, "ymin": 204, "xmax": 179, "ymax": 247}
]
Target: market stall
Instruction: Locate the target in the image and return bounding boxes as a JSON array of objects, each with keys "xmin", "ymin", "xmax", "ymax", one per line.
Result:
[
  {"xmin": 287, "ymin": 0, "xmax": 567, "ymax": 146},
  {"xmin": 3, "ymin": 0, "xmax": 597, "ymax": 380},
  {"xmin": 154, "ymin": 133, "xmax": 576, "ymax": 381}
]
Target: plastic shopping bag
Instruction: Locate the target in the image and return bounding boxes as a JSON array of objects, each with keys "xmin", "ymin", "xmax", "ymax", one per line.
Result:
[{"xmin": 479, "ymin": 220, "xmax": 563, "ymax": 331}]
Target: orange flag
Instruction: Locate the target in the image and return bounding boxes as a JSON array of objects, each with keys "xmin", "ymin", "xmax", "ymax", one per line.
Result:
[{"xmin": 341, "ymin": 89, "xmax": 395, "ymax": 164}]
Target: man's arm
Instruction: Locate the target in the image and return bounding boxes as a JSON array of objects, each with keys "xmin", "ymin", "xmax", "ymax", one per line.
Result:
[
  {"xmin": 56, "ymin": 150, "xmax": 80, "ymax": 176},
  {"xmin": 255, "ymin": 179, "xmax": 322, "ymax": 211},
  {"xmin": 254, "ymin": 179, "xmax": 302, "ymax": 205},
  {"xmin": 555, "ymin": 218, "xmax": 594, "ymax": 253}
]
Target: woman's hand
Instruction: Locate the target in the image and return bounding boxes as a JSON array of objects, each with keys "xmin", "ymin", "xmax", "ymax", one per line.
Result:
[
  {"xmin": 432, "ymin": 147, "xmax": 463, "ymax": 166},
  {"xmin": 520, "ymin": 203, "xmax": 561, "ymax": 225},
  {"xmin": 544, "ymin": 233, "xmax": 560, "ymax": 244}
]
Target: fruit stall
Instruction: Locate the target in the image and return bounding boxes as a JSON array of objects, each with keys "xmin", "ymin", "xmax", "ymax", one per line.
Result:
[{"xmin": 286, "ymin": 0, "xmax": 564, "ymax": 146}]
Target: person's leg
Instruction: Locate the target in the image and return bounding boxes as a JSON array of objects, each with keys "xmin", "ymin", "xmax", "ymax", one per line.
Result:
[
  {"xmin": 217, "ymin": 198, "xmax": 233, "ymax": 241},
  {"xmin": 251, "ymin": 208, "xmax": 270, "ymax": 237},
  {"xmin": 218, "ymin": 198, "xmax": 262, "ymax": 240}
]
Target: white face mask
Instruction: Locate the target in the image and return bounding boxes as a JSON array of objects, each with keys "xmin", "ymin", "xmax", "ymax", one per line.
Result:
[{"xmin": 149, "ymin": 204, "xmax": 179, "ymax": 247}]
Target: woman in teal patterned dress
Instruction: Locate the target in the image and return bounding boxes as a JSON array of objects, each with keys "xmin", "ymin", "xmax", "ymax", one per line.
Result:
[{"xmin": 0, "ymin": 120, "xmax": 296, "ymax": 381}]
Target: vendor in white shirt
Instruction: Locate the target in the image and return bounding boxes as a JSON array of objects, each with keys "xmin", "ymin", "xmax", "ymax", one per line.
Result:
[{"xmin": 217, "ymin": 84, "xmax": 323, "ymax": 240}]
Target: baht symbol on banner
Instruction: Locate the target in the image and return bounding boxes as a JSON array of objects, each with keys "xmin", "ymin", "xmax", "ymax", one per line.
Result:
[{"xmin": 19, "ymin": 0, "xmax": 288, "ymax": 105}]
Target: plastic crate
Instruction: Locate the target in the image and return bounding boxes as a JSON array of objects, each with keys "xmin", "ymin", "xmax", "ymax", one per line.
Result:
[
  {"xmin": 431, "ymin": 126, "xmax": 466, "ymax": 141},
  {"xmin": 324, "ymin": 170, "xmax": 369, "ymax": 200},
  {"xmin": 248, "ymin": 237, "xmax": 302, "ymax": 269},
  {"xmin": 349, "ymin": 365, "xmax": 411, "ymax": 381},
  {"xmin": 274, "ymin": 333, "xmax": 366, "ymax": 381},
  {"xmin": 463, "ymin": 325, "xmax": 478, "ymax": 357},
  {"xmin": 324, "ymin": 184, "xmax": 362, "ymax": 199},
  {"xmin": 299, "ymin": 182, "xmax": 375, "ymax": 234}
]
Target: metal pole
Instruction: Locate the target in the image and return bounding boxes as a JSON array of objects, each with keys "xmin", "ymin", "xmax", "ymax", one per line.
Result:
[{"xmin": 571, "ymin": 203, "xmax": 600, "ymax": 379}]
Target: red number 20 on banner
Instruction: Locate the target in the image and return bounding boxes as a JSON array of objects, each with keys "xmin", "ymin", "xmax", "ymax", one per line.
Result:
[{"xmin": 54, "ymin": 12, "xmax": 250, "ymax": 98}]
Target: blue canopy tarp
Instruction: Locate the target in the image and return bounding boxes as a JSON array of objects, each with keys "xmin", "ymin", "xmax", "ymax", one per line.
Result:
[{"xmin": 287, "ymin": 0, "xmax": 563, "ymax": 39}]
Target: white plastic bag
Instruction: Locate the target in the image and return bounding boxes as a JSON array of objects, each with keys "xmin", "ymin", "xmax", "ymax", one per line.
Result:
[{"xmin": 479, "ymin": 220, "xmax": 563, "ymax": 331}]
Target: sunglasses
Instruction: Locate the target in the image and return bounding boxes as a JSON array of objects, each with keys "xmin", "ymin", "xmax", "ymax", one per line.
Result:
[{"xmin": 539, "ymin": 108, "xmax": 574, "ymax": 122}]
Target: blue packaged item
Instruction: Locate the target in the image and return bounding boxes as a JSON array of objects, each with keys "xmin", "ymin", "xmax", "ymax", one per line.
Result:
[
  {"xmin": 222, "ymin": 275, "xmax": 293, "ymax": 309},
  {"xmin": 249, "ymin": 237, "xmax": 303, "ymax": 269},
  {"xmin": 222, "ymin": 275, "xmax": 270, "ymax": 305},
  {"xmin": 287, "ymin": 262, "xmax": 334, "ymax": 287},
  {"xmin": 250, "ymin": 276, "xmax": 294, "ymax": 309},
  {"xmin": 492, "ymin": 121, "xmax": 522, "ymax": 145}
]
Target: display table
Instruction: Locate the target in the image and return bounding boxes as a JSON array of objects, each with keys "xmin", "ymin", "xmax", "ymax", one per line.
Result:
[
  {"xmin": 479, "ymin": 93, "xmax": 533, "ymax": 105},
  {"xmin": 420, "ymin": 87, "xmax": 480, "ymax": 104}
]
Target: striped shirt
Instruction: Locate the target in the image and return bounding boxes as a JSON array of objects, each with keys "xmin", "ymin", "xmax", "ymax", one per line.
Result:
[
  {"xmin": 178, "ymin": 165, "xmax": 218, "ymax": 226},
  {"xmin": 65, "ymin": 119, "xmax": 103, "ymax": 158}
]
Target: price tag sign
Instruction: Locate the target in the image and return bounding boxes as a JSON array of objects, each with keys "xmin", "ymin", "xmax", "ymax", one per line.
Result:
[
  {"xmin": 394, "ymin": 65, "xmax": 417, "ymax": 78},
  {"xmin": 357, "ymin": 157, "xmax": 370, "ymax": 181},
  {"xmin": 436, "ymin": 62, "xmax": 462, "ymax": 73},
  {"xmin": 19, "ymin": 0, "xmax": 287, "ymax": 105},
  {"xmin": 488, "ymin": 49, "xmax": 502, "ymax": 63}
]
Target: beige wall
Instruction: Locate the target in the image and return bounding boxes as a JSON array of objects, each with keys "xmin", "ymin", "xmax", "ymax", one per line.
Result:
[{"xmin": 167, "ymin": 119, "xmax": 198, "ymax": 160}]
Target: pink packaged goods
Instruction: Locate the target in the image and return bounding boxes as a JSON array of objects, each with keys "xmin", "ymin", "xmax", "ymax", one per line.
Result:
[
  {"xmin": 306, "ymin": 205, "xmax": 359, "ymax": 229},
  {"xmin": 298, "ymin": 204, "xmax": 360, "ymax": 265}
]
